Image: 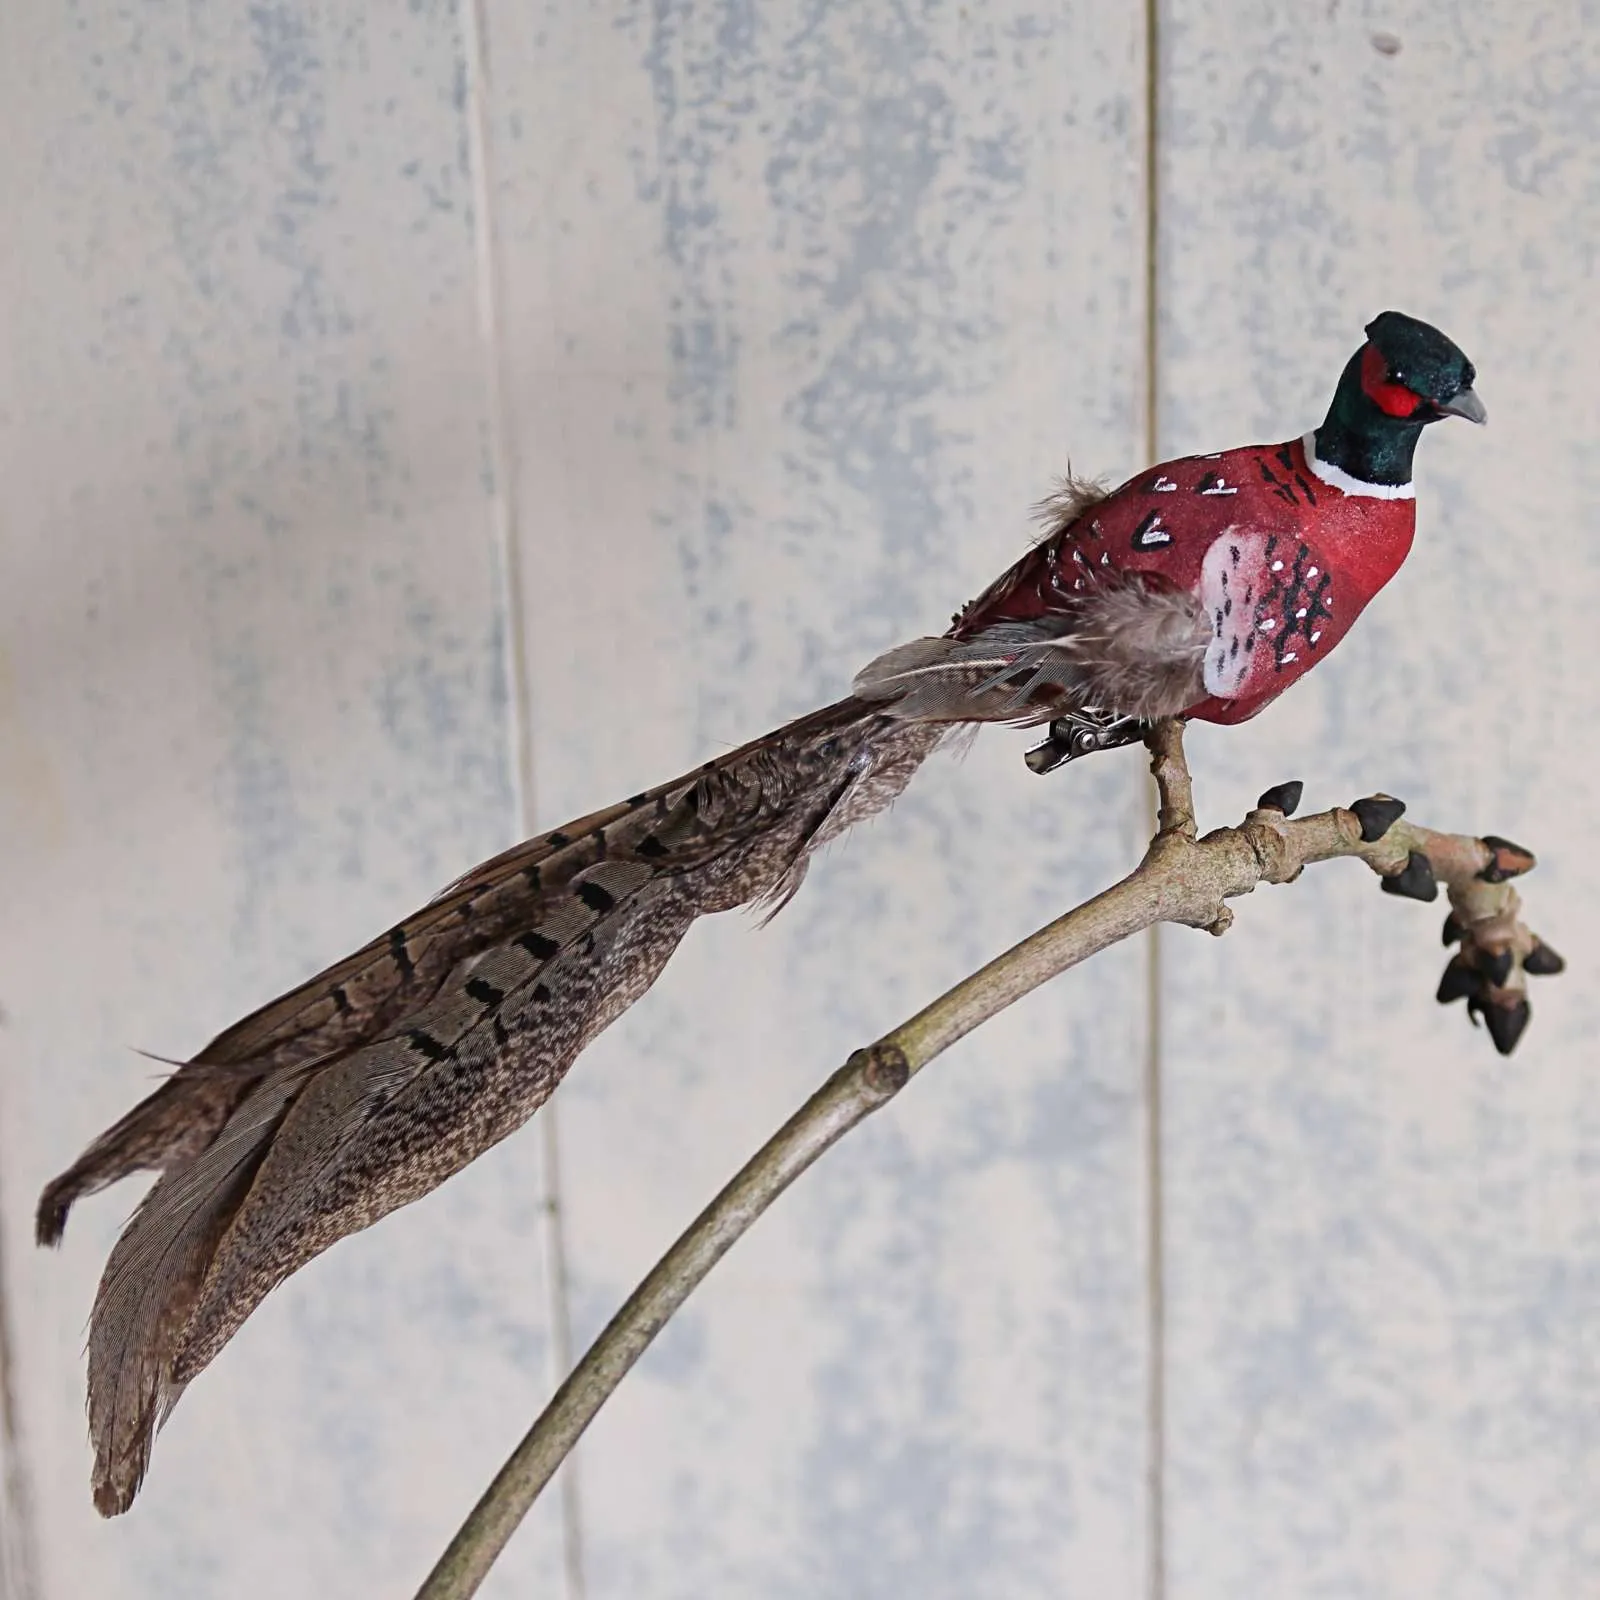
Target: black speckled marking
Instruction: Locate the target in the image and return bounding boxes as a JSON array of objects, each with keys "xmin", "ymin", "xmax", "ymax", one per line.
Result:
[
  {"xmin": 388, "ymin": 928, "xmax": 414, "ymax": 981},
  {"xmin": 408, "ymin": 1030, "xmax": 450, "ymax": 1062},
  {"xmin": 1131, "ymin": 510, "xmax": 1170, "ymax": 551},
  {"xmin": 465, "ymin": 977, "xmax": 506, "ymax": 1007},
  {"xmin": 518, "ymin": 931, "xmax": 561, "ymax": 961},
  {"xmin": 578, "ymin": 881, "xmax": 617, "ymax": 914},
  {"xmin": 1258, "ymin": 457, "xmax": 1298, "ymax": 505}
]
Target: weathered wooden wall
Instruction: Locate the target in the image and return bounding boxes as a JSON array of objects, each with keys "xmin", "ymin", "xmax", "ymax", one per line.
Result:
[
  {"xmin": 1157, "ymin": 6, "xmax": 1600, "ymax": 1595},
  {"xmin": 0, "ymin": 2, "xmax": 1592, "ymax": 1597}
]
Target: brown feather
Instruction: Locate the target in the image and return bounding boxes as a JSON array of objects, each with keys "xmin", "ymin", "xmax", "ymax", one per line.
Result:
[
  {"xmin": 44, "ymin": 490, "xmax": 1208, "ymax": 1516},
  {"xmin": 1041, "ymin": 580, "xmax": 1210, "ymax": 718},
  {"xmin": 855, "ymin": 580, "xmax": 1208, "ymax": 726},
  {"xmin": 46, "ymin": 697, "xmax": 948, "ymax": 1513},
  {"xmin": 1029, "ymin": 472, "xmax": 1112, "ymax": 542}
]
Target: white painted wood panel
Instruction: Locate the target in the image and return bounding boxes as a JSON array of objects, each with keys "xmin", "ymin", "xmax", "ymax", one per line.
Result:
[
  {"xmin": 0, "ymin": 6, "xmax": 566, "ymax": 1596},
  {"xmin": 1157, "ymin": 3, "xmax": 1600, "ymax": 1595},
  {"xmin": 484, "ymin": 1, "xmax": 1157, "ymax": 1594},
  {"xmin": 7, "ymin": 2, "xmax": 1591, "ymax": 1597}
]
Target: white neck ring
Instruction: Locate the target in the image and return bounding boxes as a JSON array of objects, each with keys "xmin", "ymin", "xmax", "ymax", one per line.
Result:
[{"xmin": 1300, "ymin": 432, "xmax": 1416, "ymax": 501}]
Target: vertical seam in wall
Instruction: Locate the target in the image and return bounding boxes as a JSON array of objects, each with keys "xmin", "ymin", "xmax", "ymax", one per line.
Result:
[
  {"xmin": 1141, "ymin": 1, "xmax": 1168, "ymax": 1597},
  {"xmin": 0, "ymin": 1137, "xmax": 42, "ymax": 1600},
  {"xmin": 459, "ymin": 5, "xmax": 586, "ymax": 1597}
]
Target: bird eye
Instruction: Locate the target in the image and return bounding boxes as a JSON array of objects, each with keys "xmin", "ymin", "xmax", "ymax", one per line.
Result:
[
  {"xmin": 1462, "ymin": 362, "xmax": 1476, "ymax": 388},
  {"xmin": 1390, "ymin": 368, "xmax": 1407, "ymax": 385}
]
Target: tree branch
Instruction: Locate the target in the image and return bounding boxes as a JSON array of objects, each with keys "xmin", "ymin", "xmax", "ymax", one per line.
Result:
[{"xmin": 413, "ymin": 719, "xmax": 1561, "ymax": 1600}]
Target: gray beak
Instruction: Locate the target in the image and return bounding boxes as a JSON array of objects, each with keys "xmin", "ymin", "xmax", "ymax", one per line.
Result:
[{"xmin": 1439, "ymin": 387, "xmax": 1487, "ymax": 425}]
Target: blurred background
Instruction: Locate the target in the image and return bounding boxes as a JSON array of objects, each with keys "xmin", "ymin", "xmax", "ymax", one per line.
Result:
[{"xmin": 1, "ymin": 2, "xmax": 1595, "ymax": 1596}]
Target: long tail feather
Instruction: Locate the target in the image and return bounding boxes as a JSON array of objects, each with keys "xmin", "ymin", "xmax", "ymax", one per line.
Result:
[
  {"xmin": 35, "ymin": 792, "xmax": 668, "ymax": 1249},
  {"xmin": 44, "ymin": 696, "xmax": 948, "ymax": 1512}
]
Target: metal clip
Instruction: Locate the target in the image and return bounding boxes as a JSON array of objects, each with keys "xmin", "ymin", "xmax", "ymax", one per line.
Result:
[{"xmin": 1024, "ymin": 709, "xmax": 1149, "ymax": 774}]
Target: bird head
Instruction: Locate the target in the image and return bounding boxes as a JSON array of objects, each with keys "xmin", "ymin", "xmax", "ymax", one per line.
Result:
[{"xmin": 1359, "ymin": 310, "xmax": 1485, "ymax": 426}]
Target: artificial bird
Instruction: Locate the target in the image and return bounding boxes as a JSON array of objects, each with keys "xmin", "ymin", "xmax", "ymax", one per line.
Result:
[{"xmin": 40, "ymin": 310, "xmax": 1486, "ymax": 1515}]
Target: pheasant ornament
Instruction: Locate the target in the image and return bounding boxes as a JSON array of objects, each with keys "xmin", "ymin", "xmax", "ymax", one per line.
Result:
[
  {"xmin": 40, "ymin": 311, "xmax": 1484, "ymax": 1515},
  {"xmin": 855, "ymin": 310, "xmax": 1484, "ymax": 760}
]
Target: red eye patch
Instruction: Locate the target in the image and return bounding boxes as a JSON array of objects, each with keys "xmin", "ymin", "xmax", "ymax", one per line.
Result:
[{"xmin": 1361, "ymin": 342, "xmax": 1423, "ymax": 418}]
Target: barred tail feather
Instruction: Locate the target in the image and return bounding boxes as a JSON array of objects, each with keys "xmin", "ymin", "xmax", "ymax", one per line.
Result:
[
  {"xmin": 87, "ymin": 1063, "xmax": 314, "ymax": 1515},
  {"xmin": 44, "ymin": 697, "xmax": 947, "ymax": 1513}
]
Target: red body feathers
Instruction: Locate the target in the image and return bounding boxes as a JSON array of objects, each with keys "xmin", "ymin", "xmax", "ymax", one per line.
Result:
[{"xmin": 949, "ymin": 435, "xmax": 1416, "ymax": 725}]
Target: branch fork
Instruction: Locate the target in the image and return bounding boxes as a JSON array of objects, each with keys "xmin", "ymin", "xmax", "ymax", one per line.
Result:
[{"xmin": 414, "ymin": 718, "xmax": 1561, "ymax": 1600}]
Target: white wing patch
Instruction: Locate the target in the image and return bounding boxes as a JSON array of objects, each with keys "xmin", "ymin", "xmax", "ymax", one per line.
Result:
[{"xmin": 1200, "ymin": 528, "xmax": 1267, "ymax": 698}]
